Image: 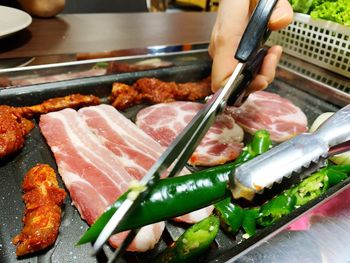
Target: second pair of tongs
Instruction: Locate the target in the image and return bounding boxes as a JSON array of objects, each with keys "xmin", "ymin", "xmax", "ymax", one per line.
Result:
[
  {"xmin": 92, "ymin": 0, "xmax": 280, "ymax": 261},
  {"xmin": 232, "ymin": 104, "xmax": 350, "ymax": 201}
]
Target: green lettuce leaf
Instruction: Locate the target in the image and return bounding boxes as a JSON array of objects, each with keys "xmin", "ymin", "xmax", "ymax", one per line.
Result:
[
  {"xmin": 289, "ymin": 0, "xmax": 314, "ymax": 13},
  {"xmin": 310, "ymin": 0, "xmax": 350, "ymax": 26}
]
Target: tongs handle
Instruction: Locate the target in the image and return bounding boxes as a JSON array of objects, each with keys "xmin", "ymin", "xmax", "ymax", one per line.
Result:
[
  {"xmin": 314, "ymin": 106, "xmax": 350, "ymax": 146},
  {"xmin": 235, "ymin": 0, "xmax": 278, "ymax": 62},
  {"xmin": 232, "ymin": 105, "xmax": 350, "ymax": 201}
]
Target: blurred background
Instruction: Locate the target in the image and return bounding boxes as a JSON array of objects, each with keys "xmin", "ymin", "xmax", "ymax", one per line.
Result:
[{"xmin": 61, "ymin": 0, "xmax": 219, "ymax": 13}]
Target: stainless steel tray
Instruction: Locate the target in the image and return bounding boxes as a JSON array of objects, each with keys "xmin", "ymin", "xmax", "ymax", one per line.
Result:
[{"xmin": 0, "ymin": 49, "xmax": 349, "ymax": 263}]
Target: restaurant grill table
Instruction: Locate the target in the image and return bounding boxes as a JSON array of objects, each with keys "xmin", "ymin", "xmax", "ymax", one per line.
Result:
[{"xmin": 0, "ymin": 45, "xmax": 349, "ymax": 262}]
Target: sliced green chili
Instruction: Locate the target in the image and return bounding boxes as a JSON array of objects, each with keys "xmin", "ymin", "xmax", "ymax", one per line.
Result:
[
  {"xmin": 214, "ymin": 198, "xmax": 244, "ymax": 234},
  {"xmin": 154, "ymin": 215, "xmax": 219, "ymax": 263},
  {"xmin": 242, "ymin": 208, "xmax": 260, "ymax": 237},
  {"xmin": 257, "ymin": 194, "xmax": 296, "ymax": 227}
]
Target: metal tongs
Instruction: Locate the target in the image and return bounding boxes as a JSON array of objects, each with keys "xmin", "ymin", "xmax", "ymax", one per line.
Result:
[
  {"xmin": 232, "ymin": 105, "xmax": 350, "ymax": 201},
  {"xmin": 93, "ymin": 0, "xmax": 279, "ymax": 261}
]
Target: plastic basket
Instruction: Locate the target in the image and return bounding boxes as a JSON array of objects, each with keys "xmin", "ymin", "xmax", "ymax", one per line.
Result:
[{"xmin": 267, "ymin": 13, "xmax": 350, "ymax": 78}]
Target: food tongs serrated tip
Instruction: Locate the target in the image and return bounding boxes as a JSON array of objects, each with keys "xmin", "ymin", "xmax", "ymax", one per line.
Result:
[
  {"xmin": 231, "ymin": 104, "xmax": 350, "ymax": 201},
  {"xmin": 92, "ymin": 0, "xmax": 279, "ymax": 261}
]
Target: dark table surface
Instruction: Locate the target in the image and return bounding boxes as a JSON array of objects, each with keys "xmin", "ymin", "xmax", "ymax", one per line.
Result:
[{"xmin": 0, "ymin": 12, "xmax": 216, "ymax": 59}]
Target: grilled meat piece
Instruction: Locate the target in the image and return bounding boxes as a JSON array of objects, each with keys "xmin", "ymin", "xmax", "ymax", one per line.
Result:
[
  {"xmin": 18, "ymin": 94, "xmax": 100, "ymax": 118},
  {"xmin": 12, "ymin": 164, "xmax": 66, "ymax": 256},
  {"xmin": 106, "ymin": 60, "xmax": 173, "ymax": 74},
  {"xmin": 0, "ymin": 106, "xmax": 34, "ymax": 158},
  {"xmin": 0, "ymin": 94, "xmax": 100, "ymax": 159},
  {"xmin": 110, "ymin": 77, "xmax": 212, "ymax": 110}
]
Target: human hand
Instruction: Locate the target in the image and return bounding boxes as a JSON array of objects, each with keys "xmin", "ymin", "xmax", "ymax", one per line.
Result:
[{"xmin": 209, "ymin": 0, "xmax": 293, "ymax": 93}]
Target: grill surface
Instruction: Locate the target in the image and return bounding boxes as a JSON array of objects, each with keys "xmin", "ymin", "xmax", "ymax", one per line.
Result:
[{"xmin": 0, "ymin": 55, "xmax": 348, "ymax": 263}]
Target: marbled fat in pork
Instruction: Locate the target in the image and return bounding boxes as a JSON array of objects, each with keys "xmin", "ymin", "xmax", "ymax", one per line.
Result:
[
  {"xmin": 227, "ymin": 91, "xmax": 308, "ymax": 142},
  {"xmin": 136, "ymin": 101, "xmax": 244, "ymax": 166}
]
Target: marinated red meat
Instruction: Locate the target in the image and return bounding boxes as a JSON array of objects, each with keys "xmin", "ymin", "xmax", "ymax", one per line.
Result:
[
  {"xmin": 0, "ymin": 94, "xmax": 100, "ymax": 159},
  {"xmin": 18, "ymin": 94, "xmax": 100, "ymax": 118},
  {"xmin": 0, "ymin": 105, "xmax": 34, "ymax": 158},
  {"xmin": 110, "ymin": 77, "xmax": 212, "ymax": 110},
  {"xmin": 12, "ymin": 164, "xmax": 66, "ymax": 256}
]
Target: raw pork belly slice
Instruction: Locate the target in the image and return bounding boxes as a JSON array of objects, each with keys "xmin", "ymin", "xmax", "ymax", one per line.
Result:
[
  {"xmin": 79, "ymin": 104, "xmax": 165, "ymax": 180},
  {"xmin": 227, "ymin": 91, "xmax": 308, "ymax": 142},
  {"xmin": 79, "ymin": 104, "xmax": 214, "ymax": 223},
  {"xmin": 39, "ymin": 109, "xmax": 165, "ymax": 252},
  {"xmin": 136, "ymin": 101, "xmax": 244, "ymax": 166}
]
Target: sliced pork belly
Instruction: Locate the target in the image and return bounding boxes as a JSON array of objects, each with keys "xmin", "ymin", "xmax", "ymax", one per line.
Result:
[
  {"xmin": 228, "ymin": 91, "xmax": 308, "ymax": 142},
  {"xmin": 79, "ymin": 104, "xmax": 166, "ymax": 180},
  {"xmin": 79, "ymin": 104, "xmax": 213, "ymax": 223},
  {"xmin": 39, "ymin": 109, "xmax": 165, "ymax": 252},
  {"xmin": 136, "ymin": 101, "xmax": 244, "ymax": 166},
  {"xmin": 109, "ymin": 223, "xmax": 166, "ymax": 252}
]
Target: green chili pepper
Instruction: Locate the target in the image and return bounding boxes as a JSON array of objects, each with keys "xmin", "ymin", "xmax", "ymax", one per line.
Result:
[
  {"xmin": 257, "ymin": 194, "xmax": 296, "ymax": 227},
  {"xmin": 326, "ymin": 165, "xmax": 350, "ymax": 186},
  {"xmin": 214, "ymin": 130, "xmax": 271, "ymax": 236},
  {"xmin": 78, "ymin": 170, "xmax": 230, "ymax": 245},
  {"xmin": 327, "ymin": 164, "xmax": 350, "ymax": 174},
  {"xmin": 288, "ymin": 170, "xmax": 329, "ymax": 207},
  {"xmin": 257, "ymin": 164, "xmax": 350, "ymax": 227},
  {"xmin": 242, "ymin": 208, "xmax": 259, "ymax": 237},
  {"xmin": 214, "ymin": 198, "xmax": 244, "ymax": 234},
  {"xmin": 78, "ymin": 130, "xmax": 272, "ymax": 245},
  {"xmin": 154, "ymin": 216, "xmax": 219, "ymax": 263},
  {"xmin": 326, "ymin": 169, "xmax": 347, "ymax": 187},
  {"xmin": 232, "ymin": 130, "xmax": 271, "ymax": 165}
]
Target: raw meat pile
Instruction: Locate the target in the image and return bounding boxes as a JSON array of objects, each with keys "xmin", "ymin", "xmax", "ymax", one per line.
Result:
[
  {"xmin": 39, "ymin": 104, "xmax": 213, "ymax": 251},
  {"xmin": 38, "ymin": 90, "xmax": 310, "ymax": 252}
]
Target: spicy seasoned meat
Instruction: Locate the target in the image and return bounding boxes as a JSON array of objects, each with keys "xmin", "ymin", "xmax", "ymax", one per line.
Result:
[
  {"xmin": 0, "ymin": 106, "xmax": 34, "ymax": 158},
  {"xmin": 110, "ymin": 77, "xmax": 212, "ymax": 110},
  {"xmin": 12, "ymin": 164, "xmax": 66, "ymax": 256},
  {"xmin": 0, "ymin": 94, "xmax": 100, "ymax": 159},
  {"xmin": 18, "ymin": 94, "xmax": 100, "ymax": 118}
]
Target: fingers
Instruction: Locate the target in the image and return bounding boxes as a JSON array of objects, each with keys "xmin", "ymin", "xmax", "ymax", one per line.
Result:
[
  {"xmin": 269, "ymin": 0, "xmax": 293, "ymax": 31},
  {"xmin": 209, "ymin": 0, "xmax": 292, "ymax": 92},
  {"xmin": 246, "ymin": 45, "xmax": 283, "ymax": 93},
  {"xmin": 209, "ymin": 0, "xmax": 250, "ymax": 92}
]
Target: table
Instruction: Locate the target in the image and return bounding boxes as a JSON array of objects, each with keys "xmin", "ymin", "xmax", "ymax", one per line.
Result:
[{"xmin": 0, "ymin": 12, "xmax": 216, "ymax": 59}]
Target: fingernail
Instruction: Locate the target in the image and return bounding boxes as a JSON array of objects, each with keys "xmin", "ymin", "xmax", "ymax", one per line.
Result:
[{"xmin": 270, "ymin": 7, "xmax": 290, "ymax": 25}]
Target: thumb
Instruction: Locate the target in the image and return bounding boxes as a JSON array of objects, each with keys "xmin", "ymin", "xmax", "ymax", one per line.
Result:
[{"xmin": 269, "ymin": 0, "xmax": 293, "ymax": 31}]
